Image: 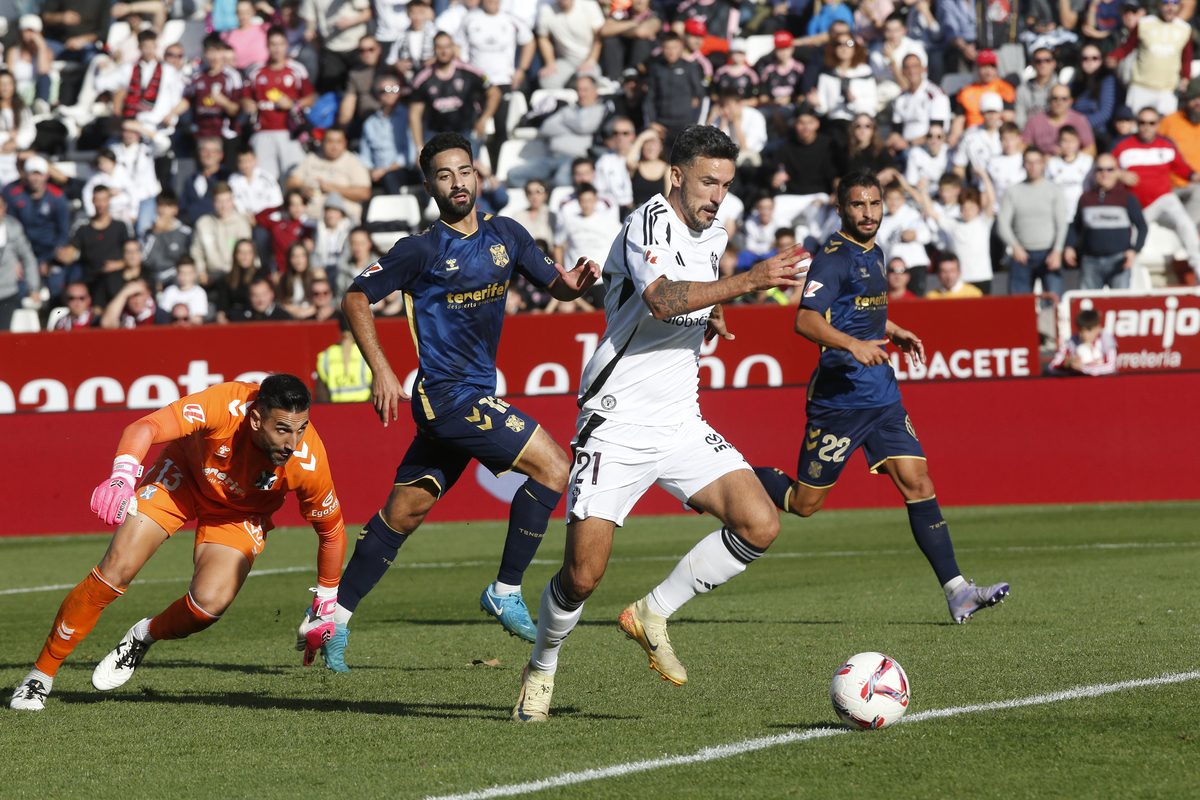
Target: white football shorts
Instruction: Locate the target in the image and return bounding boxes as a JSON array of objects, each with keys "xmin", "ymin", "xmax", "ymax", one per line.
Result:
[{"xmin": 566, "ymin": 412, "xmax": 751, "ymax": 526}]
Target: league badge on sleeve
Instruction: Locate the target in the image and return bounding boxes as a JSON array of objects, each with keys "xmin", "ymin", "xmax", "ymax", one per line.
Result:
[
  {"xmin": 359, "ymin": 261, "xmax": 383, "ymax": 278},
  {"xmin": 804, "ymin": 280, "xmax": 824, "ymax": 298}
]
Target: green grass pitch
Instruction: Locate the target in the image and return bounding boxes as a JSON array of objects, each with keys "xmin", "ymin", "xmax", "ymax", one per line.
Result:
[{"xmin": 2, "ymin": 502, "xmax": 1198, "ymax": 799}]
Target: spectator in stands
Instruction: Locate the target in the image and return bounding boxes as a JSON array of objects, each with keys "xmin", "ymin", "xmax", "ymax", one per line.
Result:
[
  {"xmin": 472, "ymin": 157, "xmax": 510, "ymax": 215},
  {"xmin": 1050, "ymin": 308, "xmax": 1118, "ymax": 375},
  {"xmin": 256, "ymin": 189, "xmax": 313, "ymax": 275},
  {"xmin": 389, "ymin": 1, "xmax": 437, "ymax": 80},
  {"xmin": 0, "ymin": 192, "xmax": 38, "ymax": 330},
  {"xmin": 1082, "ymin": 0, "xmax": 1125, "ymax": 43},
  {"xmin": 536, "ymin": 0, "xmax": 604, "ymax": 91},
  {"xmin": 674, "ymin": 0, "xmax": 738, "ymax": 42},
  {"xmin": 187, "ymin": 35, "xmax": 246, "ymax": 169},
  {"xmin": 192, "ymin": 182, "xmax": 253, "ymax": 285},
  {"xmin": 555, "ymin": 183, "xmax": 620, "ymax": 278},
  {"xmin": 1047, "ymin": 126, "xmax": 1094, "ymax": 222},
  {"xmin": 953, "ymin": 91, "xmax": 1004, "ymax": 180},
  {"xmin": 757, "ymin": 31, "xmax": 806, "ymax": 136},
  {"xmin": 142, "ymin": 192, "xmax": 192, "ymax": 289},
  {"xmin": 1158, "ymin": 78, "xmax": 1200, "ymax": 223},
  {"xmin": 877, "ymin": 179, "xmax": 932, "ymax": 280},
  {"xmin": 613, "ymin": 67, "xmax": 648, "ymax": 132},
  {"xmin": 506, "ymin": 74, "xmax": 607, "ymax": 189},
  {"xmin": 9, "ymin": 15, "xmax": 53, "ymax": 110},
  {"xmin": 309, "ymin": 277, "xmax": 341, "ymax": 321},
  {"xmin": 244, "ymin": 26, "xmax": 317, "ymax": 182},
  {"xmin": 222, "ymin": 0, "xmax": 271, "ymax": 71},
  {"xmin": 1106, "ymin": 0, "xmax": 1192, "ymax": 116},
  {"xmin": 1112, "ymin": 104, "xmax": 1137, "ymax": 139},
  {"xmin": 457, "ymin": 0, "xmax": 535, "ymax": 163},
  {"xmin": 359, "ymin": 73, "xmax": 410, "ymax": 195},
  {"xmin": 310, "ymin": 191, "xmax": 354, "ymax": 283},
  {"xmin": 42, "ymin": 0, "xmax": 110, "ymax": 89},
  {"xmin": 1015, "ymin": 47, "xmax": 1058, "ymax": 129},
  {"xmin": 814, "ymin": 33, "xmax": 876, "ymax": 132},
  {"xmin": 599, "ymin": 0, "xmax": 659, "ymax": 81},
  {"xmin": 100, "ymin": 30, "xmax": 186, "ymax": 157},
  {"xmin": 555, "ymin": 157, "xmax": 620, "ymax": 234},
  {"xmin": 5, "ymin": 157, "xmax": 71, "ymax": 299},
  {"xmin": 886, "ymin": 258, "xmax": 917, "ymax": 300},
  {"xmin": 0, "ymin": 72, "xmax": 35, "ymax": 189},
  {"xmin": 870, "ymin": 14, "xmax": 928, "ymax": 99},
  {"xmin": 1071, "ymin": 44, "xmax": 1117, "ymax": 149},
  {"xmin": 278, "ymin": 241, "xmax": 321, "ymax": 316},
  {"xmin": 101, "ymin": 278, "xmax": 165, "ymax": 328},
  {"xmin": 920, "ymin": 169, "xmax": 996, "ymax": 293},
  {"xmin": 1065, "ymin": 153, "xmax": 1147, "ymax": 290},
  {"xmin": 58, "ymin": 186, "xmax": 132, "ymax": 309},
  {"xmin": 949, "ymin": 50, "xmax": 1014, "ymax": 148},
  {"xmin": 593, "ymin": 117, "xmax": 635, "ymax": 215},
  {"xmin": 627, "ymin": 128, "xmax": 670, "ymax": 209},
  {"xmin": 159, "ymin": 257, "xmax": 209, "ymax": 324},
  {"xmin": 53, "ymin": 282, "xmax": 99, "ymax": 329},
  {"xmin": 680, "ymin": 19, "xmax": 715, "ymax": 83},
  {"xmin": 230, "ymin": 275, "xmax": 294, "ymax": 321},
  {"xmin": 509, "ymin": 180, "xmax": 554, "ymax": 244},
  {"xmin": 302, "ymin": 0, "xmax": 373, "ymax": 94},
  {"xmin": 936, "ymin": 0, "xmax": 977, "ymax": 75},
  {"xmin": 803, "ymin": 0, "xmax": 855, "ymax": 45},
  {"xmin": 845, "ymin": 113, "xmax": 898, "ymax": 181},
  {"xmin": 1113, "ymin": 107, "xmax": 1200, "ymax": 279},
  {"xmin": 333, "ymin": 226, "xmax": 375, "ymax": 304},
  {"xmin": 710, "ymin": 38, "xmax": 759, "ymax": 106},
  {"xmin": 229, "ymin": 145, "xmax": 283, "ymax": 227},
  {"xmin": 316, "ymin": 314, "xmax": 373, "ymax": 402},
  {"xmin": 645, "ymin": 33, "xmax": 706, "ymax": 148},
  {"xmin": 768, "ymin": 104, "xmax": 842, "ymax": 224},
  {"xmin": 181, "ymin": 137, "xmax": 232, "ymax": 226},
  {"xmin": 112, "ymin": 123, "xmax": 162, "ymax": 237},
  {"xmin": 287, "ymin": 126, "xmax": 372, "ymax": 221},
  {"xmin": 986, "ymin": 122, "xmax": 1027, "ymax": 210},
  {"xmin": 711, "ymin": 87, "xmax": 768, "ymax": 156},
  {"xmin": 409, "ymin": 32, "xmax": 498, "ymax": 154},
  {"xmin": 888, "ymin": 54, "xmax": 950, "ymax": 149},
  {"xmin": 338, "ymin": 35, "xmax": 387, "ymax": 135},
  {"xmin": 925, "ymin": 253, "xmax": 983, "ymax": 298},
  {"xmin": 905, "ymin": 121, "xmax": 949, "ymax": 188},
  {"xmin": 998, "ymin": 148, "xmax": 1069, "ymax": 297},
  {"xmin": 1024, "ymin": 85, "xmax": 1097, "ymax": 157},
  {"xmin": 213, "ymin": 238, "xmax": 261, "ymax": 321}
]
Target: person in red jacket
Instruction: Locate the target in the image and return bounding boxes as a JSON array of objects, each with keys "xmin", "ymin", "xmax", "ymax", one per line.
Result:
[{"xmin": 1112, "ymin": 106, "xmax": 1200, "ymax": 279}]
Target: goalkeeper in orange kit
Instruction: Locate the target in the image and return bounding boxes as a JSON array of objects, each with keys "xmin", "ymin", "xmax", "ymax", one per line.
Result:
[{"xmin": 10, "ymin": 374, "xmax": 347, "ymax": 711}]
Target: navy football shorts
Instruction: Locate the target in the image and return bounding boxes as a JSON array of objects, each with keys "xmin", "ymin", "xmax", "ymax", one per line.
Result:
[
  {"xmin": 394, "ymin": 394, "xmax": 540, "ymax": 497},
  {"xmin": 795, "ymin": 401, "xmax": 925, "ymax": 489}
]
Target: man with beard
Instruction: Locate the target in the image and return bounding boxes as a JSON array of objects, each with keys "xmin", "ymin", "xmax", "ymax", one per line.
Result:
[
  {"xmin": 511, "ymin": 125, "xmax": 809, "ymax": 722},
  {"xmin": 328, "ymin": 133, "xmax": 602, "ymax": 669},
  {"xmin": 752, "ymin": 170, "xmax": 1010, "ymax": 625},
  {"xmin": 11, "ymin": 375, "xmax": 347, "ymax": 710}
]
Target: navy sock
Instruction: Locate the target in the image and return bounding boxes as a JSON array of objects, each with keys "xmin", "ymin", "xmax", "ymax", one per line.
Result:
[
  {"xmin": 338, "ymin": 512, "xmax": 409, "ymax": 613},
  {"xmin": 754, "ymin": 466, "xmax": 794, "ymax": 511},
  {"xmin": 906, "ymin": 497, "xmax": 961, "ymax": 585},
  {"xmin": 497, "ymin": 479, "xmax": 562, "ymax": 586}
]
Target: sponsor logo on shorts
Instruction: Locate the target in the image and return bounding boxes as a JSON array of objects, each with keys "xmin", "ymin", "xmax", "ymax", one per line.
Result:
[
  {"xmin": 243, "ymin": 518, "xmax": 265, "ymax": 551},
  {"xmin": 601, "ymin": 395, "xmax": 617, "ymax": 410},
  {"xmin": 182, "ymin": 403, "xmax": 205, "ymax": 423},
  {"xmin": 705, "ymin": 432, "xmax": 733, "ymax": 453},
  {"xmin": 506, "ymin": 414, "xmax": 525, "ymax": 432},
  {"xmin": 139, "ymin": 485, "xmax": 158, "ymax": 501},
  {"xmin": 807, "ymin": 461, "xmax": 823, "ymax": 479}
]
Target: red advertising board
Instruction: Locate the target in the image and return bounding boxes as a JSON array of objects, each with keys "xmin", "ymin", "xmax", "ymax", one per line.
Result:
[
  {"xmin": 1062, "ymin": 289, "xmax": 1200, "ymax": 372},
  {"xmin": 0, "ymin": 297, "xmax": 1038, "ymax": 414}
]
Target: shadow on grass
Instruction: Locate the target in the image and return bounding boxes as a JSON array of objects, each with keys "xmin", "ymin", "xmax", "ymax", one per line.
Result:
[{"xmin": 376, "ymin": 618, "xmax": 848, "ymax": 627}]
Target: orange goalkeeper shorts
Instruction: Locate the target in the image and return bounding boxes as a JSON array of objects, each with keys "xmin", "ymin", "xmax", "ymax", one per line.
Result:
[{"xmin": 136, "ymin": 449, "xmax": 274, "ymax": 565}]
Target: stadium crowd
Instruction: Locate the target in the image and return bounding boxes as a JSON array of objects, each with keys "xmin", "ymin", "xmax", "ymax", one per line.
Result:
[{"xmin": 0, "ymin": 0, "xmax": 1199, "ymax": 335}]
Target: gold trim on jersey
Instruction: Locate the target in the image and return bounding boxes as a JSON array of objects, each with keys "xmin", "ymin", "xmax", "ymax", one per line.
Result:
[
  {"xmin": 833, "ymin": 231, "xmax": 876, "ymax": 252},
  {"xmin": 395, "ymin": 475, "xmax": 444, "ymax": 498},
  {"xmin": 496, "ymin": 423, "xmax": 542, "ymax": 476},
  {"xmin": 402, "ymin": 292, "xmax": 436, "ymax": 420},
  {"xmin": 868, "ymin": 455, "xmax": 928, "ymax": 474},
  {"xmin": 438, "ymin": 215, "xmax": 486, "ymax": 238},
  {"xmin": 795, "ymin": 478, "xmax": 837, "ymax": 490}
]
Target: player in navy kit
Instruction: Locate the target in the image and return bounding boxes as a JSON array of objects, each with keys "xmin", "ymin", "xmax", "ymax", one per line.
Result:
[
  {"xmin": 319, "ymin": 133, "xmax": 603, "ymax": 669},
  {"xmin": 754, "ymin": 170, "xmax": 1010, "ymax": 624}
]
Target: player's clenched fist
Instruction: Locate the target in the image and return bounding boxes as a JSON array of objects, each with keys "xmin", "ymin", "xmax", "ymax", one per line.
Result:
[
  {"xmin": 89, "ymin": 455, "xmax": 140, "ymax": 526},
  {"xmin": 746, "ymin": 243, "xmax": 812, "ymax": 291}
]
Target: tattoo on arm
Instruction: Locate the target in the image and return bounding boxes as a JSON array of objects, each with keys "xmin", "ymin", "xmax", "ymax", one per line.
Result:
[{"xmin": 646, "ymin": 279, "xmax": 691, "ymax": 317}]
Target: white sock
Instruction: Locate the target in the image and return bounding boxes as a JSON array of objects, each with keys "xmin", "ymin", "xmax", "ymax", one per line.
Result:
[
  {"xmin": 648, "ymin": 528, "xmax": 760, "ymax": 618},
  {"xmin": 26, "ymin": 667, "xmax": 53, "ymax": 689},
  {"xmin": 493, "ymin": 580, "xmax": 521, "ymax": 596},
  {"xmin": 133, "ymin": 617, "xmax": 155, "ymax": 644},
  {"xmin": 942, "ymin": 575, "xmax": 968, "ymax": 598},
  {"xmin": 529, "ymin": 573, "xmax": 584, "ymax": 676},
  {"xmin": 333, "ymin": 603, "xmax": 354, "ymax": 625}
]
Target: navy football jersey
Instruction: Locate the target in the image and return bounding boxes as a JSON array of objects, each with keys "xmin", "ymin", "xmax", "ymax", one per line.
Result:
[
  {"xmin": 799, "ymin": 231, "xmax": 901, "ymax": 410},
  {"xmin": 354, "ymin": 212, "xmax": 558, "ymax": 421}
]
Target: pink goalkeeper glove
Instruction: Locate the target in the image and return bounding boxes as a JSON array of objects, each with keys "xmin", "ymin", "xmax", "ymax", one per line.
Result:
[
  {"xmin": 296, "ymin": 590, "xmax": 337, "ymax": 666},
  {"xmin": 89, "ymin": 455, "xmax": 142, "ymax": 526}
]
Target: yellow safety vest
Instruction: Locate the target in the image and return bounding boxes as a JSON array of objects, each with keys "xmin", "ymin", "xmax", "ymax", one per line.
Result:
[{"xmin": 317, "ymin": 342, "xmax": 373, "ymax": 403}]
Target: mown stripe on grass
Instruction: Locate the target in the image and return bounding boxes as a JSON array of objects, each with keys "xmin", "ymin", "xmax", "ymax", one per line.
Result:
[
  {"xmin": 424, "ymin": 671, "xmax": 1200, "ymax": 800},
  {"xmin": 4, "ymin": 540, "xmax": 1197, "ymax": 596}
]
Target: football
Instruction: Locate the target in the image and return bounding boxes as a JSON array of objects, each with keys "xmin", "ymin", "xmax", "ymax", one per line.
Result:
[{"xmin": 830, "ymin": 652, "xmax": 910, "ymax": 730}]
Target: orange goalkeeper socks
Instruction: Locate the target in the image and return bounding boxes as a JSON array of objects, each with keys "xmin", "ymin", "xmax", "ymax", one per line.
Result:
[
  {"xmin": 34, "ymin": 567, "xmax": 125, "ymax": 677},
  {"xmin": 148, "ymin": 592, "xmax": 220, "ymax": 641}
]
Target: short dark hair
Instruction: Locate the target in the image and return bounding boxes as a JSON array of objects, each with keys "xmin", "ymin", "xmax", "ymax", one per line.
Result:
[
  {"xmin": 836, "ymin": 169, "xmax": 882, "ymax": 208},
  {"xmin": 157, "ymin": 190, "xmax": 179, "ymax": 206},
  {"xmin": 285, "ymin": 188, "xmax": 307, "ymax": 206},
  {"xmin": 267, "ymin": 24, "xmax": 288, "ymax": 41},
  {"xmin": 176, "ymin": 254, "xmax": 196, "ymax": 267},
  {"xmin": 434, "ymin": 30, "xmax": 453, "ymax": 44},
  {"xmin": 238, "ymin": 143, "xmax": 256, "ymax": 157},
  {"xmin": 571, "ymin": 156, "xmax": 595, "ymax": 173},
  {"xmin": 324, "ymin": 124, "xmax": 347, "ymax": 140},
  {"xmin": 212, "ymin": 180, "xmax": 232, "ymax": 197},
  {"xmin": 203, "ymin": 32, "xmax": 224, "ymax": 50},
  {"xmin": 669, "ymin": 124, "xmax": 739, "ymax": 168},
  {"xmin": 256, "ymin": 374, "xmax": 311, "ymax": 416},
  {"xmin": 1076, "ymin": 308, "xmax": 1102, "ymax": 329},
  {"xmin": 577, "ymin": 182, "xmax": 597, "ymax": 195},
  {"xmin": 662, "ymin": 31, "xmax": 682, "ymax": 46},
  {"xmin": 775, "ymin": 226, "xmax": 795, "ymax": 239},
  {"xmin": 419, "ymin": 132, "xmax": 473, "ymax": 179},
  {"xmin": 137, "ymin": 29, "xmax": 158, "ymax": 44},
  {"xmin": 1058, "ymin": 124, "xmax": 1080, "ymax": 140},
  {"xmin": 938, "ymin": 252, "xmax": 960, "ymax": 267},
  {"xmin": 938, "ymin": 172, "xmax": 962, "ymax": 188}
]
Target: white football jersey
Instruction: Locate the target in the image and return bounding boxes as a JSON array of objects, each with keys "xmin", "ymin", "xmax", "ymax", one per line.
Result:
[
  {"xmin": 577, "ymin": 194, "xmax": 727, "ymax": 426},
  {"xmin": 1046, "ymin": 153, "xmax": 1094, "ymax": 220}
]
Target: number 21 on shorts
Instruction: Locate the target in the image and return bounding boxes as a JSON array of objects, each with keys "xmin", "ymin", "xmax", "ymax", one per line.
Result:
[{"xmin": 572, "ymin": 450, "xmax": 602, "ymax": 486}]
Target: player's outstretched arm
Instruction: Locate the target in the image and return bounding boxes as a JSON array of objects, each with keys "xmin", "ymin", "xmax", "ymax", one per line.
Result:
[
  {"xmin": 885, "ymin": 319, "xmax": 926, "ymax": 366},
  {"xmin": 642, "ymin": 243, "xmax": 810, "ymax": 320},
  {"xmin": 795, "ymin": 307, "xmax": 889, "ymax": 367},
  {"xmin": 342, "ymin": 286, "xmax": 409, "ymax": 427},
  {"xmin": 547, "ymin": 257, "xmax": 603, "ymax": 300},
  {"xmin": 91, "ymin": 407, "xmax": 183, "ymax": 525}
]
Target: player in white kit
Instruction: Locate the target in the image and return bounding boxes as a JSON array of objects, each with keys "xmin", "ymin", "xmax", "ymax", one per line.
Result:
[{"xmin": 512, "ymin": 125, "xmax": 810, "ymax": 721}]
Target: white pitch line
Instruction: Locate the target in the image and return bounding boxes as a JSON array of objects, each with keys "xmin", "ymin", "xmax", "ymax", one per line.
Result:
[
  {"xmin": 3, "ymin": 540, "xmax": 1198, "ymax": 596},
  {"xmin": 424, "ymin": 671, "xmax": 1200, "ymax": 800}
]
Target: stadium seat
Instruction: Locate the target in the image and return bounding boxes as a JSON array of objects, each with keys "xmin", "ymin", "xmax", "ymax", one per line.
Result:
[
  {"xmin": 499, "ymin": 194, "xmax": 530, "ymax": 217},
  {"xmin": 1136, "ymin": 223, "xmax": 1185, "ymax": 288},
  {"xmin": 495, "ymin": 138, "xmax": 549, "ymax": 182},
  {"xmin": 743, "ymin": 35, "xmax": 776, "ymax": 68},
  {"xmin": 161, "ymin": 19, "xmax": 187, "ymax": 49},
  {"xmin": 1058, "ymin": 66, "xmax": 1074, "ymax": 85},
  {"xmin": 9, "ymin": 309, "xmax": 40, "ymax": 333},
  {"xmin": 106, "ymin": 21, "xmax": 131, "ymax": 51},
  {"xmin": 371, "ymin": 230, "xmax": 408, "ymax": 253},
  {"xmin": 997, "ymin": 43, "xmax": 1026, "ymax": 79},
  {"xmin": 511, "ymin": 126, "xmax": 538, "ymax": 140},
  {"xmin": 506, "ymin": 90, "xmax": 528, "ymax": 136},
  {"xmin": 548, "ymin": 184, "xmax": 573, "ymax": 210},
  {"xmin": 366, "ymin": 194, "xmax": 422, "ymax": 229},
  {"xmin": 529, "ymin": 88, "xmax": 578, "ymax": 109},
  {"xmin": 45, "ymin": 307, "xmax": 69, "ymax": 331},
  {"xmin": 177, "ymin": 20, "xmax": 210, "ymax": 61},
  {"xmin": 940, "ymin": 72, "xmax": 973, "ymax": 99}
]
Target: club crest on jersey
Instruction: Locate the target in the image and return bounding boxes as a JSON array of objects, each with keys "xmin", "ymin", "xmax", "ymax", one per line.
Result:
[
  {"xmin": 804, "ymin": 280, "xmax": 824, "ymax": 298},
  {"xmin": 182, "ymin": 403, "xmax": 205, "ymax": 423},
  {"xmin": 139, "ymin": 485, "xmax": 157, "ymax": 500},
  {"xmin": 360, "ymin": 261, "xmax": 383, "ymax": 277},
  {"xmin": 255, "ymin": 471, "xmax": 279, "ymax": 490},
  {"xmin": 808, "ymin": 461, "xmax": 823, "ymax": 479},
  {"xmin": 490, "ymin": 244, "xmax": 509, "ymax": 267},
  {"xmin": 505, "ymin": 414, "xmax": 525, "ymax": 432}
]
